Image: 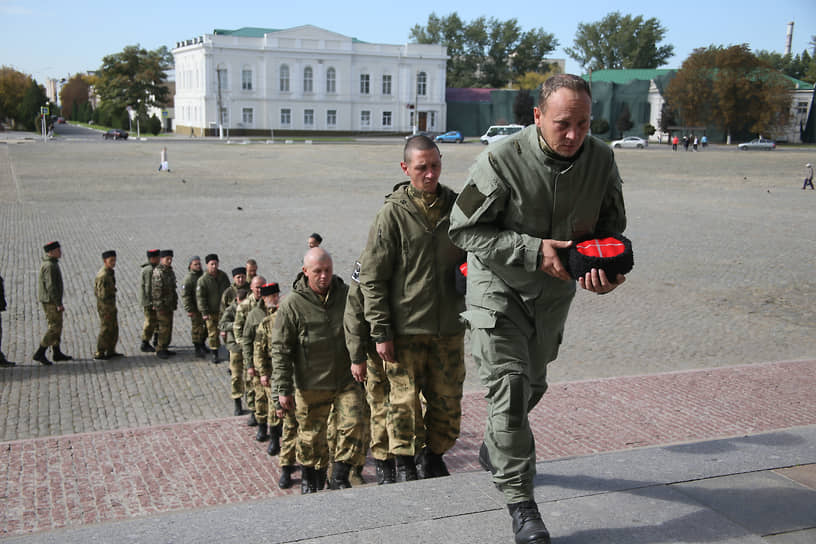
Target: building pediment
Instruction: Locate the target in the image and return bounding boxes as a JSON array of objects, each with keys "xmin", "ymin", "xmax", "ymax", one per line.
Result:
[{"xmin": 271, "ymin": 25, "xmax": 352, "ymax": 43}]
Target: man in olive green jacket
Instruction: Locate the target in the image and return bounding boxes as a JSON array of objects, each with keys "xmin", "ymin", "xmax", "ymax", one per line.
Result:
[
  {"xmin": 196, "ymin": 253, "xmax": 230, "ymax": 363},
  {"xmin": 271, "ymin": 248, "xmax": 364, "ymax": 494},
  {"xmin": 182, "ymin": 256, "xmax": 207, "ymax": 358},
  {"xmin": 34, "ymin": 241, "xmax": 71, "ymax": 365},
  {"xmin": 448, "ymin": 74, "xmax": 628, "ymax": 544},
  {"xmin": 94, "ymin": 250, "xmax": 122, "ymax": 360},
  {"xmin": 139, "ymin": 249, "xmax": 160, "ymax": 353},
  {"xmin": 359, "ymin": 135, "xmax": 466, "ymax": 481}
]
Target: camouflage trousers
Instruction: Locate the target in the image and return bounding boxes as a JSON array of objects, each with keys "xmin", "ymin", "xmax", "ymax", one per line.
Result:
[
  {"xmin": 388, "ymin": 333, "xmax": 465, "ymax": 457},
  {"xmin": 229, "ymin": 351, "xmax": 244, "ymax": 399},
  {"xmin": 294, "ymin": 383, "xmax": 364, "ymax": 467},
  {"xmin": 95, "ymin": 302, "xmax": 119, "ymax": 355},
  {"xmin": 252, "ymin": 376, "xmax": 267, "ymax": 426},
  {"xmin": 189, "ymin": 311, "xmax": 205, "ymax": 344},
  {"xmin": 204, "ymin": 313, "xmax": 220, "ymax": 350},
  {"xmin": 155, "ymin": 309, "xmax": 173, "ymax": 351},
  {"xmin": 265, "ymin": 387, "xmax": 298, "ymax": 467},
  {"xmin": 40, "ymin": 303, "xmax": 63, "ymax": 347},
  {"xmin": 328, "ymin": 382, "xmax": 370, "ymax": 466},
  {"xmin": 141, "ymin": 307, "xmax": 157, "ymax": 342}
]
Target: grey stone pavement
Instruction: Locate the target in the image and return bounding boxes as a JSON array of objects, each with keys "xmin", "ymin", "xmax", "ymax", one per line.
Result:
[{"xmin": 1, "ymin": 134, "xmax": 815, "ymax": 542}]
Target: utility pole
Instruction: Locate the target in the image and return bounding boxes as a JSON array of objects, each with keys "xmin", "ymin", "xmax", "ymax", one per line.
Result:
[{"xmin": 216, "ymin": 66, "xmax": 225, "ymax": 139}]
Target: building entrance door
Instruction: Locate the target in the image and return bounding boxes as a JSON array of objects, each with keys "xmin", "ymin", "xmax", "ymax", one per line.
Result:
[{"xmin": 418, "ymin": 112, "xmax": 427, "ymax": 131}]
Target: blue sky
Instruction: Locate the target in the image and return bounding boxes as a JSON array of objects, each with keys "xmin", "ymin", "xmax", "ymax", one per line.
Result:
[{"xmin": 1, "ymin": 0, "xmax": 814, "ymax": 83}]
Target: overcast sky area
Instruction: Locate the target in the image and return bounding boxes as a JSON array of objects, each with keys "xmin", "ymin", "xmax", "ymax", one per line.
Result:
[{"xmin": 1, "ymin": 0, "xmax": 814, "ymax": 83}]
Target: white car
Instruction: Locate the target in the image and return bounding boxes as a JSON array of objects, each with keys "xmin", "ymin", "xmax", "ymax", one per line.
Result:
[
  {"xmin": 611, "ymin": 136, "xmax": 648, "ymax": 149},
  {"xmin": 480, "ymin": 124, "xmax": 524, "ymax": 145},
  {"xmin": 737, "ymin": 138, "xmax": 776, "ymax": 151}
]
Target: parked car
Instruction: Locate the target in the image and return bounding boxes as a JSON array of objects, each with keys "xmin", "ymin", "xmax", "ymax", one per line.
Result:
[
  {"xmin": 480, "ymin": 124, "xmax": 524, "ymax": 145},
  {"xmin": 611, "ymin": 136, "xmax": 648, "ymax": 149},
  {"xmin": 435, "ymin": 130, "xmax": 464, "ymax": 143},
  {"xmin": 56, "ymin": 117, "xmax": 66, "ymax": 124},
  {"xmin": 738, "ymin": 138, "xmax": 776, "ymax": 151},
  {"xmin": 103, "ymin": 129, "xmax": 128, "ymax": 140},
  {"xmin": 405, "ymin": 131, "xmax": 435, "ymax": 141}
]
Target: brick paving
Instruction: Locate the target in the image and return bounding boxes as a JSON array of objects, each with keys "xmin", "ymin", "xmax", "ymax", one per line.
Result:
[{"xmin": 2, "ymin": 359, "xmax": 815, "ymax": 538}]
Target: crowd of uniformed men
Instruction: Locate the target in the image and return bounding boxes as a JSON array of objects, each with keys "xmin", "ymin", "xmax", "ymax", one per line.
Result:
[{"xmin": 3, "ymin": 75, "xmax": 629, "ymax": 544}]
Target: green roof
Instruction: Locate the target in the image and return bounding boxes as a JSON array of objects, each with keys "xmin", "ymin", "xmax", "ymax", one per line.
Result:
[
  {"xmin": 213, "ymin": 27, "xmax": 281, "ymax": 37},
  {"xmin": 582, "ymin": 69, "xmax": 676, "ymax": 85}
]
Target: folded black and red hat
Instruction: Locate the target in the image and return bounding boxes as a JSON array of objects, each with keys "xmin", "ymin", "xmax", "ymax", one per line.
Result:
[{"xmin": 565, "ymin": 233, "xmax": 634, "ymax": 280}]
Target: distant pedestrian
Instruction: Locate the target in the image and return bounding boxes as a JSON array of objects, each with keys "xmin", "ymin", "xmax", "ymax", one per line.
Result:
[
  {"xmin": 94, "ymin": 250, "xmax": 122, "ymax": 360},
  {"xmin": 683, "ymin": 136, "xmax": 690, "ymax": 151},
  {"xmin": 693, "ymin": 136, "xmax": 698, "ymax": 151},
  {"xmin": 701, "ymin": 135, "xmax": 708, "ymax": 149},
  {"xmin": 672, "ymin": 136, "xmax": 679, "ymax": 151},
  {"xmin": 803, "ymin": 163, "xmax": 814, "ymax": 190},
  {"xmin": 158, "ymin": 147, "xmax": 170, "ymax": 172}
]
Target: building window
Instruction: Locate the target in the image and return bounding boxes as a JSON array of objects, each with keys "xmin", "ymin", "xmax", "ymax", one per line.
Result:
[
  {"xmin": 326, "ymin": 68, "xmax": 336, "ymax": 93},
  {"xmin": 304, "ymin": 109, "xmax": 314, "ymax": 126},
  {"xmin": 242, "ymin": 108, "xmax": 253, "ymax": 126},
  {"xmin": 242, "ymin": 69, "xmax": 252, "ymax": 90},
  {"xmin": 327, "ymin": 109, "xmax": 337, "ymax": 127},
  {"xmin": 281, "ymin": 108, "xmax": 291, "ymax": 126},
  {"xmin": 220, "ymin": 107, "xmax": 229, "ymax": 126},
  {"xmin": 382, "ymin": 74, "xmax": 392, "ymax": 95},
  {"xmin": 417, "ymin": 72, "xmax": 427, "ymax": 96},
  {"xmin": 361, "ymin": 110, "xmax": 371, "ymax": 127},
  {"xmin": 429, "ymin": 111, "xmax": 436, "ymax": 129},
  {"xmin": 217, "ymin": 68, "xmax": 228, "ymax": 91},
  {"xmin": 304, "ymin": 66, "xmax": 313, "ymax": 93},
  {"xmin": 280, "ymin": 65, "xmax": 290, "ymax": 92},
  {"xmin": 382, "ymin": 111, "xmax": 392, "ymax": 127},
  {"xmin": 797, "ymin": 101, "xmax": 808, "ymax": 114},
  {"xmin": 360, "ymin": 74, "xmax": 370, "ymax": 95}
]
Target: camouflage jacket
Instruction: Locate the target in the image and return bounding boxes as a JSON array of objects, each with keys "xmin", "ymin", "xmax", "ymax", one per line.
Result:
[
  {"xmin": 254, "ymin": 306, "xmax": 278, "ymax": 378},
  {"xmin": 151, "ymin": 264, "xmax": 178, "ymax": 311},
  {"xmin": 242, "ymin": 304, "xmax": 266, "ymax": 369},
  {"xmin": 218, "ymin": 301, "xmax": 240, "ymax": 353},
  {"xmin": 139, "ymin": 262, "xmax": 155, "ymax": 308},
  {"xmin": 94, "ymin": 266, "xmax": 116, "ymax": 307},
  {"xmin": 38, "ymin": 255, "xmax": 63, "ymax": 305}
]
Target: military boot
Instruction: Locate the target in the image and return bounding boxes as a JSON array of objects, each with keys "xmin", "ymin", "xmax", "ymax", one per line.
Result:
[
  {"xmin": 395, "ymin": 455, "xmax": 418, "ymax": 482},
  {"xmin": 278, "ymin": 465, "xmax": 295, "ymax": 489},
  {"xmin": 33, "ymin": 346, "xmax": 53, "ymax": 365},
  {"xmin": 266, "ymin": 424, "xmax": 281, "ymax": 456},
  {"xmin": 193, "ymin": 343, "xmax": 207, "ymax": 359},
  {"xmin": 508, "ymin": 501, "xmax": 551, "ymax": 544},
  {"xmin": 329, "ymin": 461, "xmax": 352, "ymax": 490},
  {"xmin": 349, "ymin": 465, "xmax": 365, "ymax": 486},
  {"xmin": 375, "ymin": 458, "xmax": 396, "ymax": 485},
  {"xmin": 255, "ymin": 423, "xmax": 269, "ymax": 442},
  {"xmin": 479, "ymin": 441, "xmax": 495, "ymax": 473},
  {"xmin": 0, "ymin": 353, "xmax": 14, "ymax": 367},
  {"xmin": 52, "ymin": 345, "xmax": 72, "ymax": 361},
  {"xmin": 211, "ymin": 350, "xmax": 220, "ymax": 364},
  {"xmin": 300, "ymin": 466, "xmax": 318, "ymax": 494},
  {"xmin": 155, "ymin": 349, "xmax": 170, "ymax": 359},
  {"xmin": 316, "ymin": 467, "xmax": 328, "ymax": 491},
  {"xmin": 140, "ymin": 340, "xmax": 155, "ymax": 353},
  {"xmin": 421, "ymin": 447, "xmax": 450, "ymax": 478},
  {"xmin": 247, "ymin": 412, "xmax": 258, "ymax": 427},
  {"xmin": 152, "ymin": 332, "xmax": 159, "ymax": 349},
  {"xmin": 233, "ymin": 398, "xmax": 245, "ymax": 416}
]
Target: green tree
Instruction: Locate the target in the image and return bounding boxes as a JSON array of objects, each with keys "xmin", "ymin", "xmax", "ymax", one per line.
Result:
[
  {"xmin": 755, "ymin": 49, "xmax": 812, "ymax": 81},
  {"xmin": 17, "ymin": 79, "xmax": 49, "ymax": 131},
  {"xmin": 0, "ymin": 66, "xmax": 32, "ymax": 127},
  {"xmin": 96, "ymin": 44, "xmax": 172, "ymax": 120},
  {"xmin": 566, "ymin": 12, "xmax": 674, "ymax": 71},
  {"xmin": 59, "ymin": 74, "xmax": 91, "ymax": 119},
  {"xmin": 666, "ymin": 45, "xmax": 792, "ymax": 142}
]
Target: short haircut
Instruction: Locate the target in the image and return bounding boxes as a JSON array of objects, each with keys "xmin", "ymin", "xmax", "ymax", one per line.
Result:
[
  {"xmin": 309, "ymin": 233, "xmax": 322, "ymax": 244},
  {"xmin": 403, "ymin": 134, "xmax": 440, "ymax": 163},
  {"xmin": 538, "ymin": 74, "xmax": 591, "ymax": 112},
  {"xmin": 236, "ymin": 288, "xmax": 249, "ymax": 301},
  {"xmin": 245, "ymin": 258, "xmax": 257, "ymax": 267}
]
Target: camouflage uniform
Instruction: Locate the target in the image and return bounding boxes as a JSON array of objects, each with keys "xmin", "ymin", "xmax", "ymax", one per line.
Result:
[
  {"xmin": 234, "ymin": 294, "xmax": 264, "ymax": 412},
  {"xmin": 140, "ymin": 262, "xmax": 158, "ymax": 343},
  {"xmin": 196, "ymin": 270, "xmax": 231, "ymax": 350},
  {"xmin": 151, "ymin": 263, "xmax": 178, "ymax": 351},
  {"xmin": 243, "ymin": 304, "xmax": 267, "ymax": 426},
  {"xmin": 448, "ymin": 124, "xmax": 627, "ymax": 503},
  {"xmin": 218, "ymin": 301, "xmax": 243, "ymax": 399},
  {"xmin": 359, "ymin": 181, "xmax": 466, "ymax": 458},
  {"xmin": 270, "ymin": 273, "xmax": 364, "ymax": 468},
  {"xmin": 181, "ymin": 268, "xmax": 205, "ymax": 344},
  {"xmin": 93, "ymin": 265, "xmax": 118, "ymax": 357},
  {"xmin": 38, "ymin": 254, "xmax": 64, "ymax": 348}
]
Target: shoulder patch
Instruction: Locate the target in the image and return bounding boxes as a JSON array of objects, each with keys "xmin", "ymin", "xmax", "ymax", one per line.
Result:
[
  {"xmin": 350, "ymin": 260, "xmax": 361, "ymax": 283},
  {"xmin": 456, "ymin": 183, "xmax": 488, "ymax": 219}
]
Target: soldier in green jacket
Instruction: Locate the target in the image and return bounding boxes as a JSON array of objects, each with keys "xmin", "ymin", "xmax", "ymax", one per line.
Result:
[
  {"xmin": 151, "ymin": 250, "xmax": 178, "ymax": 359},
  {"xmin": 271, "ymin": 248, "xmax": 364, "ymax": 494},
  {"xmin": 34, "ymin": 241, "xmax": 72, "ymax": 365},
  {"xmin": 93, "ymin": 250, "xmax": 122, "ymax": 360},
  {"xmin": 358, "ymin": 135, "xmax": 466, "ymax": 482},
  {"xmin": 196, "ymin": 253, "xmax": 231, "ymax": 363},
  {"xmin": 448, "ymin": 75, "xmax": 628, "ymax": 544},
  {"xmin": 218, "ymin": 288, "xmax": 248, "ymax": 416},
  {"xmin": 139, "ymin": 249, "xmax": 160, "ymax": 353},
  {"xmin": 182, "ymin": 256, "xmax": 207, "ymax": 358},
  {"xmin": 243, "ymin": 292, "xmax": 269, "ymax": 442},
  {"xmin": 0, "ymin": 273, "xmax": 13, "ymax": 367},
  {"xmin": 235, "ymin": 275, "xmax": 265, "ymax": 426},
  {"xmin": 253, "ymin": 283, "xmax": 285, "ymax": 453},
  {"xmin": 220, "ymin": 267, "xmax": 247, "ymax": 313}
]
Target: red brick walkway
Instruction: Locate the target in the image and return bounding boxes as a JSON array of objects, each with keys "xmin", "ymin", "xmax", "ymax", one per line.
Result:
[{"xmin": 3, "ymin": 359, "xmax": 815, "ymax": 538}]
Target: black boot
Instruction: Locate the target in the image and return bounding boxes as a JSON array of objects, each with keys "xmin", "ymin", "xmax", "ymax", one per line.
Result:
[
  {"xmin": 140, "ymin": 340, "xmax": 155, "ymax": 353},
  {"xmin": 33, "ymin": 346, "xmax": 53, "ymax": 365},
  {"xmin": 0, "ymin": 353, "xmax": 14, "ymax": 367},
  {"xmin": 211, "ymin": 350, "xmax": 220, "ymax": 364},
  {"xmin": 247, "ymin": 412, "xmax": 258, "ymax": 427},
  {"xmin": 156, "ymin": 349, "xmax": 170, "ymax": 359},
  {"xmin": 508, "ymin": 501, "xmax": 551, "ymax": 544},
  {"xmin": 316, "ymin": 467, "xmax": 328, "ymax": 491},
  {"xmin": 421, "ymin": 447, "xmax": 450, "ymax": 478},
  {"xmin": 329, "ymin": 461, "xmax": 352, "ymax": 490},
  {"xmin": 266, "ymin": 424, "xmax": 281, "ymax": 456},
  {"xmin": 233, "ymin": 398, "xmax": 245, "ymax": 416},
  {"xmin": 52, "ymin": 345, "xmax": 72, "ymax": 361},
  {"xmin": 152, "ymin": 332, "xmax": 159, "ymax": 349},
  {"xmin": 395, "ymin": 455, "xmax": 418, "ymax": 482},
  {"xmin": 479, "ymin": 441, "xmax": 495, "ymax": 473},
  {"xmin": 375, "ymin": 458, "xmax": 396, "ymax": 485},
  {"xmin": 255, "ymin": 423, "xmax": 269, "ymax": 442},
  {"xmin": 300, "ymin": 466, "xmax": 317, "ymax": 494},
  {"xmin": 193, "ymin": 342, "xmax": 207, "ymax": 359},
  {"xmin": 278, "ymin": 465, "xmax": 295, "ymax": 489}
]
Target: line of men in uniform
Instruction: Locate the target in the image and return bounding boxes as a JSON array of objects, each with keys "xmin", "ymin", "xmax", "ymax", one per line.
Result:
[{"xmin": 16, "ymin": 75, "xmax": 629, "ymax": 544}]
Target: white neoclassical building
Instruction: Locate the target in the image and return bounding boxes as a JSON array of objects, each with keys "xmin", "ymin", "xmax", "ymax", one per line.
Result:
[{"xmin": 172, "ymin": 25, "xmax": 447, "ymax": 137}]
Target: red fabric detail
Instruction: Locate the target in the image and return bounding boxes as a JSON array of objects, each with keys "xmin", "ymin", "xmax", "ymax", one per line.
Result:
[
  {"xmin": 576, "ymin": 238, "xmax": 625, "ymax": 258},
  {"xmin": 459, "ymin": 262, "xmax": 468, "ymax": 277}
]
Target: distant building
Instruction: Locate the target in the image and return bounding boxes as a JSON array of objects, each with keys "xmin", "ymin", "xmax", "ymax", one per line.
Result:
[{"xmin": 172, "ymin": 25, "xmax": 447, "ymax": 136}]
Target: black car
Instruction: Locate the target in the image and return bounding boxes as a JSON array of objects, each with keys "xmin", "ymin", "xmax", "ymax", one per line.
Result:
[{"xmin": 103, "ymin": 129, "xmax": 128, "ymax": 140}]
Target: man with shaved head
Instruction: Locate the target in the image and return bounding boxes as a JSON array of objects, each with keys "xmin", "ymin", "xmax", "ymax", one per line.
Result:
[{"xmin": 270, "ymin": 248, "xmax": 364, "ymax": 493}]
